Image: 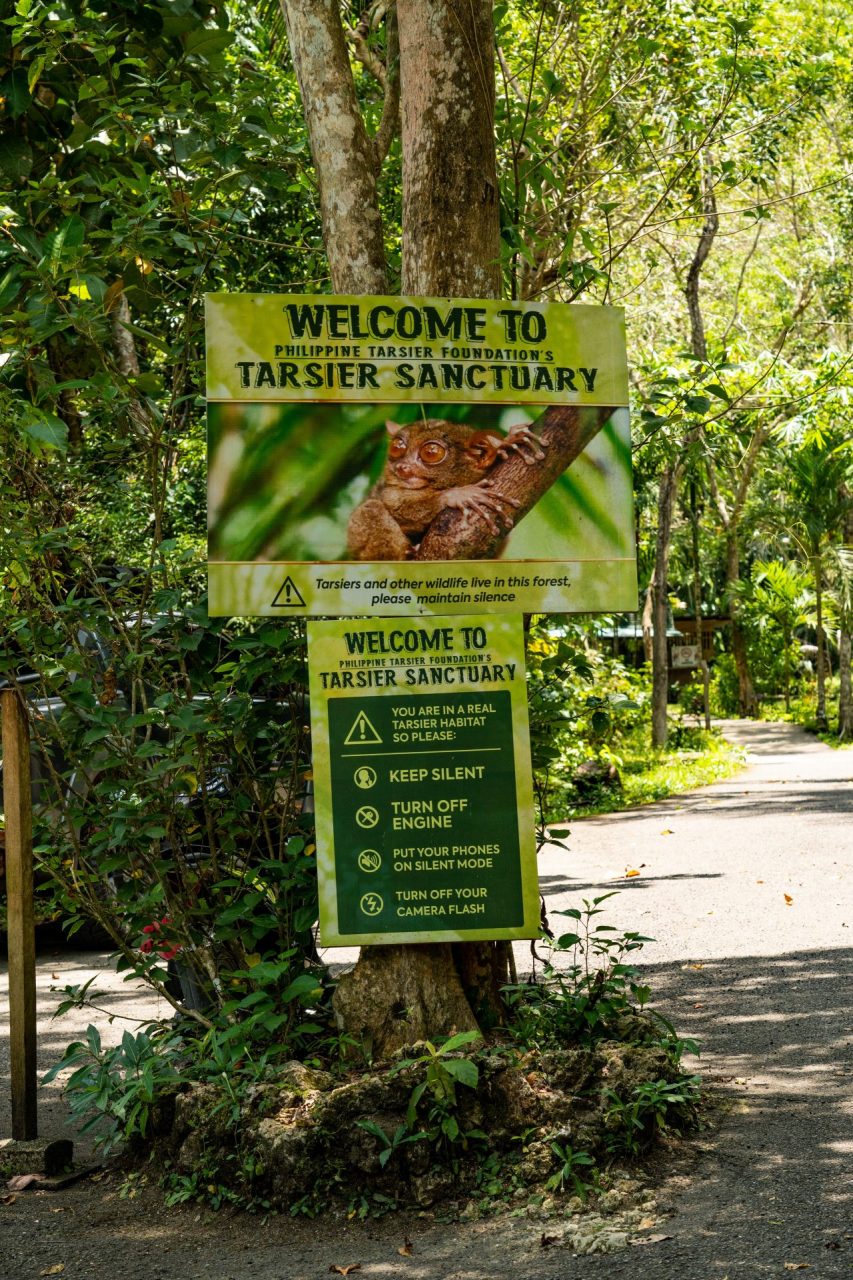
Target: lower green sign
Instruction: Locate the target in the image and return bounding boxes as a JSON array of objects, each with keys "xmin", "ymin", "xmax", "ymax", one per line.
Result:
[{"xmin": 307, "ymin": 615, "xmax": 539, "ymax": 945}]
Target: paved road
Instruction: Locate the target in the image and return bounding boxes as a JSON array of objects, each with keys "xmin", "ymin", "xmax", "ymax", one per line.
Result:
[
  {"xmin": 535, "ymin": 719, "xmax": 853, "ymax": 1278},
  {"xmin": 1, "ymin": 720, "xmax": 851, "ymax": 1278}
]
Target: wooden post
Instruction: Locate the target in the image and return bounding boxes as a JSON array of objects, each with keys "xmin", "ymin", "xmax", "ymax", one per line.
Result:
[{"xmin": 2, "ymin": 688, "xmax": 37, "ymax": 1139}]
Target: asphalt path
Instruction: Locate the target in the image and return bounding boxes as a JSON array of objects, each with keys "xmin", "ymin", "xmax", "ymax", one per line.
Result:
[{"xmin": 1, "ymin": 719, "xmax": 851, "ymax": 1278}]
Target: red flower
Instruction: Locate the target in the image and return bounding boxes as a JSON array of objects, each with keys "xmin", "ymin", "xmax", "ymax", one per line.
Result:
[{"xmin": 139, "ymin": 916, "xmax": 181, "ymax": 961}]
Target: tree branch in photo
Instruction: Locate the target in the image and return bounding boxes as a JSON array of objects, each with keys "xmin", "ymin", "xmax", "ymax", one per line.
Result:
[{"xmin": 415, "ymin": 404, "xmax": 614, "ymax": 562}]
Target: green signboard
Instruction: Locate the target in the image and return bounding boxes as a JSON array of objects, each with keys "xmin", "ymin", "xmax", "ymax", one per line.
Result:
[
  {"xmin": 206, "ymin": 293, "xmax": 636, "ymax": 618},
  {"xmin": 307, "ymin": 614, "xmax": 539, "ymax": 946}
]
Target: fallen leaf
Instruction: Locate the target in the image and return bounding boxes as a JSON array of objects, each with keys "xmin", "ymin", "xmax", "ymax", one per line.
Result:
[
  {"xmin": 7, "ymin": 1174, "xmax": 43, "ymax": 1192},
  {"xmin": 40, "ymin": 1267, "xmax": 65, "ymax": 1277},
  {"xmin": 625, "ymin": 869, "xmax": 641, "ymax": 878},
  {"xmin": 783, "ymin": 1265, "xmax": 811, "ymax": 1271},
  {"xmin": 51, "ymin": 972, "xmax": 60, "ymax": 979},
  {"xmin": 756, "ymin": 880, "xmax": 764, "ymax": 884},
  {"xmin": 1, "ymin": 1194, "xmax": 17, "ymax": 1206},
  {"xmin": 540, "ymin": 1233, "xmax": 560, "ymax": 1249},
  {"xmin": 629, "ymin": 1233, "xmax": 673, "ymax": 1246},
  {"xmin": 784, "ymin": 894, "xmax": 793, "ymax": 905},
  {"xmin": 329, "ymin": 1268, "xmax": 362, "ymax": 1277},
  {"xmin": 398, "ymin": 1240, "xmax": 414, "ymax": 1257},
  {"xmin": 660, "ymin": 829, "xmax": 674, "ymax": 835},
  {"xmin": 689, "ymin": 963, "xmax": 704, "ymax": 970}
]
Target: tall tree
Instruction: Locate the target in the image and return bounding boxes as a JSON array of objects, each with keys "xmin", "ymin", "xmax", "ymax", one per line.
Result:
[{"xmin": 281, "ymin": 0, "xmax": 521, "ymax": 1055}]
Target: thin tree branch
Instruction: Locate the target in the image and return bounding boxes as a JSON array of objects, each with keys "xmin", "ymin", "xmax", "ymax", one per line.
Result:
[{"xmin": 415, "ymin": 405, "xmax": 613, "ymax": 561}]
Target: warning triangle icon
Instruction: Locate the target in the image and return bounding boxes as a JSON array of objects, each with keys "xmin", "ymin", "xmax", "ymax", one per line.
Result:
[
  {"xmin": 271, "ymin": 576, "xmax": 306, "ymax": 608},
  {"xmin": 344, "ymin": 711, "xmax": 383, "ymax": 746}
]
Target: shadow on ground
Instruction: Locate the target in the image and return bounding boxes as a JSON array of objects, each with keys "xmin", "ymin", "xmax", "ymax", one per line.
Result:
[
  {"xmin": 561, "ymin": 945, "xmax": 853, "ymax": 1280},
  {"xmin": 0, "ymin": 948, "xmax": 850, "ymax": 1279}
]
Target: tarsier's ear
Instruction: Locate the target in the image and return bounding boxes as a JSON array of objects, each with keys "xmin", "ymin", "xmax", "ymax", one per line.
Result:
[
  {"xmin": 465, "ymin": 430, "xmax": 503, "ymax": 470},
  {"xmin": 385, "ymin": 419, "xmax": 404, "ymax": 436}
]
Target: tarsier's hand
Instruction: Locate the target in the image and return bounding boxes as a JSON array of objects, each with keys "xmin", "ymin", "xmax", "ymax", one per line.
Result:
[
  {"xmin": 496, "ymin": 424, "xmax": 546, "ymax": 465},
  {"xmin": 442, "ymin": 479, "xmax": 520, "ymax": 535}
]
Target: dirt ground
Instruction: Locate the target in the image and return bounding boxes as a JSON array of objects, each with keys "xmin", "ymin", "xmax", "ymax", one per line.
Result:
[{"xmin": 1, "ymin": 720, "xmax": 851, "ymax": 1279}]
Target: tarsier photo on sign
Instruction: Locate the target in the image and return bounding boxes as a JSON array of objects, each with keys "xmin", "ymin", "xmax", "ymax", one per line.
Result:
[
  {"xmin": 346, "ymin": 418, "xmax": 546, "ymax": 561},
  {"xmin": 206, "ymin": 398, "xmax": 635, "ymax": 582}
]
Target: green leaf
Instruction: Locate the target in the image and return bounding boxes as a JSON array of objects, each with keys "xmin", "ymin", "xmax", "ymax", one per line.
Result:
[
  {"xmin": 442, "ymin": 1058, "xmax": 479, "ymax": 1089},
  {"xmin": 27, "ymin": 55, "xmax": 45, "ymax": 95},
  {"xmin": 0, "ymin": 135, "xmax": 33, "ymax": 181},
  {"xmin": 437, "ymin": 1029, "xmax": 482, "ymax": 1054},
  {"xmin": 0, "ymin": 267, "xmax": 23, "ymax": 308},
  {"xmin": 184, "ymin": 27, "xmax": 234, "ymax": 58},
  {"xmin": 22, "ymin": 416, "xmax": 69, "ymax": 453},
  {"xmin": 280, "ymin": 973, "xmax": 322, "ymax": 1002},
  {"xmin": 591, "ymin": 709, "xmax": 610, "ymax": 734},
  {"xmin": 44, "ymin": 215, "xmax": 86, "ymax": 274},
  {"xmin": 1, "ymin": 69, "xmax": 31, "ymax": 118}
]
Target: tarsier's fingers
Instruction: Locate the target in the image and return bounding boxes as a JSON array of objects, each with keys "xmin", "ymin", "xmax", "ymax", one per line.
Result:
[
  {"xmin": 479, "ymin": 479, "xmax": 521, "ymax": 507},
  {"xmin": 498, "ymin": 426, "xmax": 546, "ymax": 464},
  {"xmin": 460, "ymin": 488, "xmax": 519, "ymax": 533}
]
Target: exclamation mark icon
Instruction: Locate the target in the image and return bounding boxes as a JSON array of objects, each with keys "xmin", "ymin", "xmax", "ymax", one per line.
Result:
[
  {"xmin": 344, "ymin": 712, "xmax": 382, "ymax": 745},
  {"xmin": 271, "ymin": 575, "xmax": 306, "ymax": 607}
]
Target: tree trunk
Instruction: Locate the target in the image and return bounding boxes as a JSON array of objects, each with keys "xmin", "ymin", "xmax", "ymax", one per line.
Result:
[
  {"xmin": 838, "ymin": 629, "xmax": 852, "ymax": 740},
  {"xmin": 328, "ymin": 0, "xmax": 514, "ymax": 1056},
  {"xmin": 641, "ymin": 582, "xmax": 654, "ymax": 664},
  {"xmin": 690, "ymin": 479, "xmax": 711, "ymax": 728},
  {"xmin": 398, "ymin": 0, "xmax": 500, "ymax": 297},
  {"xmin": 651, "ymin": 153, "xmax": 716, "ymax": 747},
  {"xmin": 726, "ymin": 533, "xmax": 758, "ymax": 718},
  {"xmin": 281, "ymin": 0, "xmax": 388, "ymax": 294},
  {"xmin": 651, "ymin": 465, "xmax": 679, "ymax": 747},
  {"xmin": 814, "ymin": 551, "xmax": 828, "ymax": 732},
  {"xmin": 839, "ymin": 506, "xmax": 853, "ymax": 740}
]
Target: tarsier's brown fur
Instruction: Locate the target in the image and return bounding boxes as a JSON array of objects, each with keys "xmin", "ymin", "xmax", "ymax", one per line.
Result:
[{"xmin": 347, "ymin": 418, "xmax": 545, "ymax": 560}]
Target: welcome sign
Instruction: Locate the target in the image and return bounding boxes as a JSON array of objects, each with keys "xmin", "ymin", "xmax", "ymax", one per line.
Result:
[
  {"xmin": 307, "ymin": 613, "xmax": 538, "ymax": 945},
  {"xmin": 206, "ymin": 294, "xmax": 636, "ymax": 618}
]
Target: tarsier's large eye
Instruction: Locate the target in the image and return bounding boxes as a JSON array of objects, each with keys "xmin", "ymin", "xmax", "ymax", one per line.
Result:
[
  {"xmin": 419, "ymin": 440, "xmax": 448, "ymax": 465},
  {"xmin": 388, "ymin": 436, "xmax": 408, "ymax": 459}
]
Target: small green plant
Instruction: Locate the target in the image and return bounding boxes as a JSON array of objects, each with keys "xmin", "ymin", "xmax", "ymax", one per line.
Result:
[
  {"xmin": 604, "ymin": 1074, "xmax": 701, "ymax": 1158},
  {"xmin": 355, "ymin": 1120, "xmax": 428, "ymax": 1168},
  {"xmin": 545, "ymin": 1141, "xmax": 598, "ymax": 1200},
  {"xmin": 42, "ymin": 1025, "xmax": 183, "ymax": 1154},
  {"xmin": 392, "ymin": 1030, "xmax": 486, "ymax": 1152},
  {"xmin": 503, "ymin": 894, "xmax": 657, "ymax": 1049}
]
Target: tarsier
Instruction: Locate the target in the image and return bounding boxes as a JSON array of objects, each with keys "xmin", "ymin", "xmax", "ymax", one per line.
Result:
[{"xmin": 347, "ymin": 418, "xmax": 546, "ymax": 560}]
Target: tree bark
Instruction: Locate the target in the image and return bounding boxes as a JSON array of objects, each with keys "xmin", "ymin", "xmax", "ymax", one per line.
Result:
[
  {"xmin": 727, "ymin": 532, "xmax": 758, "ymax": 718},
  {"xmin": 416, "ymin": 405, "xmax": 612, "ymax": 561},
  {"xmin": 651, "ymin": 465, "xmax": 679, "ymax": 747},
  {"xmin": 280, "ymin": 0, "xmax": 388, "ymax": 293},
  {"xmin": 328, "ymin": 0, "xmax": 518, "ymax": 1056},
  {"xmin": 839, "ymin": 507, "xmax": 853, "ymax": 740},
  {"xmin": 398, "ymin": 0, "xmax": 500, "ymax": 297},
  {"xmin": 813, "ymin": 547, "xmax": 828, "ymax": 732},
  {"xmin": 651, "ymin": 154, "xmax": 717, "ymax": 747}
]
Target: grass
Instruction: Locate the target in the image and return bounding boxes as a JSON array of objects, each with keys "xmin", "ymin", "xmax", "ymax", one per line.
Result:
[
  {"xmin": 562, "ymin": 725, "xmax": 745, "ymax": 819},
  {"xmin": 757, "ymin": 682, "xmax": 853, "ymax": 749}
]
